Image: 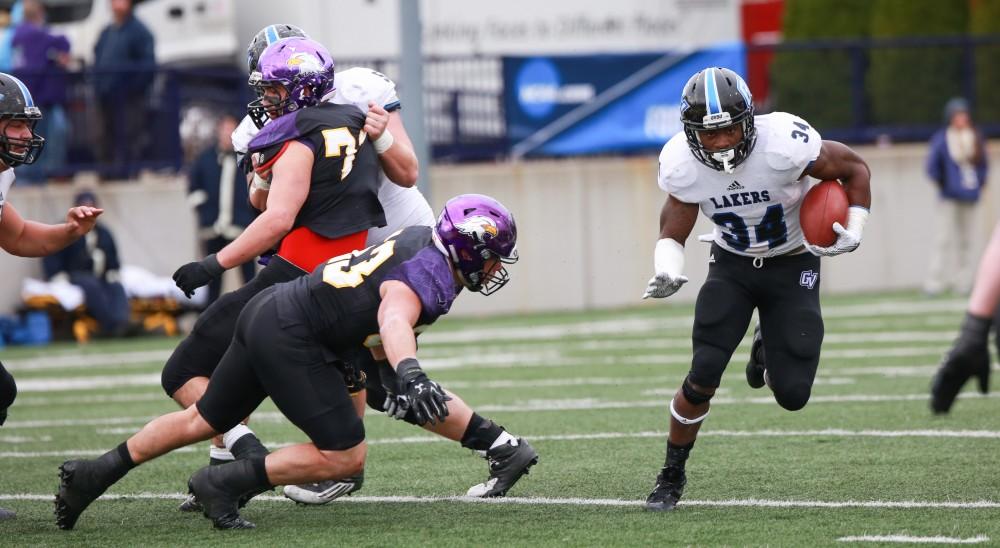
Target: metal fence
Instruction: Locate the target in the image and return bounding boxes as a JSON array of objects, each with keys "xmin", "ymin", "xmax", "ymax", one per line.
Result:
[{"xmin": 16, "ymin": 35, "xmax": 1000, "ymax": 179}]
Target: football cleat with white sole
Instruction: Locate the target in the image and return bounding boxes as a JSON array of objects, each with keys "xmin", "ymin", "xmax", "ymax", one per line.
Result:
[
  {"xmin": 466, "ymin": 438, "xmax": 538, "ymax": 498},
  {"xmin": 283, "ymin": 473, "xmax": 364, "ymax": 505},
  {"xmin": 178, "ymin": 494, "xmax": 202, "ymax": 513}
]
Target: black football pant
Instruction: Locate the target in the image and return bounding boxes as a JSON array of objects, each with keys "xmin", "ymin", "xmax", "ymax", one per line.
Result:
[
  {"xmin": 688, "ymin": 245, "xmax": 824, "ymax": 411},
  {"xmin": 160, "ymin": 256, "xmax": 306, "ymax": 397},
  {"xmin": 196, "ymin": 287, "xmax": 364, "ymax": 451}
]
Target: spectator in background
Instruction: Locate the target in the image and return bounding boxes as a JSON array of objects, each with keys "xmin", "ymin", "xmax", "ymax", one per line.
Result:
[
  {"xmin": 93, "ymin": 0, "xmax": 154, "ymax": 180},
  {"xmin": 12, "ymin": 0, "xmax": 71, "ymax": 184},
  {"xmin": 924, "ymin": 97, "xmax": 989, "ymax": 297},
  {"xmin": 0, "ymin": 2, "xmax": 23, "ymax": 72},
  {"xmin": 187, "ymin": 113, "xmax": 255, "ymax": 305},
  {"xmin": 43, "ymin": 190, "xmax": 130, "ymax": 337}
]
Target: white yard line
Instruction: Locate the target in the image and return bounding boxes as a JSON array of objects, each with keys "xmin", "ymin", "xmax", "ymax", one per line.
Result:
[
  {"xmin": 838, "ymin": 534, "xmax": 990, "ymax": 544},
  {"xmin": 4, "ymin": 428, "xmax": 999, "ymax": 458},
  {"xmin": 5, "ymin": 392, "xmax": 998, "ymax": 430},
  {"xmin": 0, "ymin": 492, "xmax": 996, "ymax": 510}
]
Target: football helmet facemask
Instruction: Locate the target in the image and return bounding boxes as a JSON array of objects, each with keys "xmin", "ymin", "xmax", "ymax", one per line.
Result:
[
  {"xmin": 247, "ymin": 37, "xmax": 335, "ymax": 128},
  {"xmin": 0, "ymin": 73, "xmax": 44, "ymax": 167},
  {"xmin": 433, "ymin": 194, "xmax": 518, "ymax": 296},
  {"xmin": 680, "ymin": 67, "xmax": 756, "ymax": 173}
]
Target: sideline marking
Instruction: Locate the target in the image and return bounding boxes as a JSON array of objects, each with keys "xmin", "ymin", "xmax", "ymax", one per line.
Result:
[{"xmin": 837, "ymin": 534, "xmax": 989, "ymax": 544}]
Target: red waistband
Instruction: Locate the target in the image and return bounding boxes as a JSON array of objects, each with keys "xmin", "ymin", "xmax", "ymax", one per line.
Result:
[{"xmin": 276, "ymin": 226, "xmax": 368, "ymax": 272}]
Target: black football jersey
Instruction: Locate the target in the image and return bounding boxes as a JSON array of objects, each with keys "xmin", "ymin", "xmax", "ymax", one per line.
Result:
[
  {"xmin": 274, "ymin": 226, "xmax": 461, "ymax": 351},
  {"xmin": 247, "ymin": 103, "xmax": 385, "ymax": 239}
]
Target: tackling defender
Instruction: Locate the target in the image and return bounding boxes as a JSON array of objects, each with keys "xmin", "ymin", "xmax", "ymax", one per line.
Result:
[
  {"xmin": 160, "ymin": 36, "xmax": 385, "ymax": 511},
  {"xmin": 210, "ymin": 25, "xmax": 536, "ymax": 507},
  {"xmin": 0, "ymin": 72, "xmax": 102, "ymax": 521},
  {"xmin": 56, "ymin": 194, "xmax": 529, "ymax": 531},
  {"xmin": 642, "ymin": 67, "xmax": 871, "ymax": 511}
]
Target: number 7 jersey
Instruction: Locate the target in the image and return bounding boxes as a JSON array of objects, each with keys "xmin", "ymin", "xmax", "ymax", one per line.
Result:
[{"xmin": 657, "ymin": 112, "xmax": 822, "ymax": 257}]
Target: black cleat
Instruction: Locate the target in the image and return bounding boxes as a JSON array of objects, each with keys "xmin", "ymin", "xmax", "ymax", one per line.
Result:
[
  {"xmin": 178, "ymin": 494, "xmax": 203, "ymax": 513},
  {"xmin": 745, "ymin": 324, "xmax": 766, "ymax": 389},
  {"xmin": 187, "ymin": 466, "xmax": 256, "ymax": 530},
  {"xmin": 645, "ymin": 466, "xmax": 686, "ymax": 512},
  {"xmin": 0, "ymin": 508, "xmax": 14, "ymax": 521},
  {"xmin": 931, "ymin": 342, "xmax": 991, "ymax": 414},
  {"xmin": 55, "ymin": 460, "xmax": 116, "ymax": 530},
  {"xmin": 466, "ymin": 438, "xmax": 538, "ymax": 497},
  {"xmin": 283, "ymin": 473, "xmax": 365, "ymax": 505}
]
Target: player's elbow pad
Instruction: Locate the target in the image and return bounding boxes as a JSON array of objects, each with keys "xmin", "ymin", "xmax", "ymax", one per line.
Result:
[{"xmin": 654, "ymin": 238, "xmax": 685, "ymax": 278}]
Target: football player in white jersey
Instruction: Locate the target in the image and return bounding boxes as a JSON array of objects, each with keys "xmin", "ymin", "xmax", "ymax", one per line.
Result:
[
  {"xmin": 0, "ymin": 72, "xmax": 102, "ymax": 520},
  {"xmin": 642, "ymin": 67, "xmax": 871, "ymax": 511}
]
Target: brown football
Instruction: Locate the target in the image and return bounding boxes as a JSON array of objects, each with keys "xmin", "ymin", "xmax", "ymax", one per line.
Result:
[{"xmin": 800, "ymin": 180, "xmax": 849, "ymax": 247}]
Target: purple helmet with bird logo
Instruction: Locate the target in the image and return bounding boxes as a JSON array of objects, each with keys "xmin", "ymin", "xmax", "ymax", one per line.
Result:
[{"xmin": 434, "ymin": 194, "xmax": 518, "ymax": 295}]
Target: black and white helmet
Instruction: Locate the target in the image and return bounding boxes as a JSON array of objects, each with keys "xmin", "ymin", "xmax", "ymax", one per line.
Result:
[
  {"xmin": 0, "ymin": 72, "xmax": 44, "ymax": 167},
  {"xmin": 680, "ymin": 67, "xmax": 756, "ymax": 173}
]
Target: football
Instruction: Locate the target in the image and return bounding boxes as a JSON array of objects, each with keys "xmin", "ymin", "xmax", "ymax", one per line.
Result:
[{"xmin": 800, "ymin": 180, "xmax": 849, "ymax": 247}]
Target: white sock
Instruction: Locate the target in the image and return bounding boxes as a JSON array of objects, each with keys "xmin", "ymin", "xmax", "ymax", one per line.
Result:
[
  {"xmin": 489, "ymin": 431, "xmax": 517, "ymax": 450},
  {"xmin": 209, "ymin": 445, "xmax": 234, "ymax": 461},
  {"xmin": 222, "ymin": 424, "xmax": 255, "ymax": 451}
]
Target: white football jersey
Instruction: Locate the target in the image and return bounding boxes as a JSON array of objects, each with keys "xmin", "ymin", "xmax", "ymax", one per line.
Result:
[
  {"xmin": 231, "ymin": 67, "xmax": 434, "ymax": 246},
  {"xmin": 657, "ymin": 112, "xmax": 822, "ymax": 257},
  {"xmin": 0, "ymin": 169, "xmax": 14, "ymax": 223}
]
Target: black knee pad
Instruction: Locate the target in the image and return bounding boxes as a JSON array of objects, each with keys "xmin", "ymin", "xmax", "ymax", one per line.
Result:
[
  {"xmin": 781, "ymin": 307, "xmax": 824, "ymax": 360},
  {"xmin": 681, "ymin": 375, "xmax": 714, "ymax": 405},
  {"xmin": 772, "ymin": 383, "xmax": 811, "ymax": 411}
]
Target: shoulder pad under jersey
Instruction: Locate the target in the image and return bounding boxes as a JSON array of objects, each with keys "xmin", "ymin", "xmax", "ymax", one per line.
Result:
[
  {"xmin": 657, "ymin": 133, "xmax": 698, "ymax": 197},
  {"xmin": 331, "ymin": 67, "xmax": 400, "ymax": 113},
  {"xmin": 761, "ymin": 112, "xmax": 822, "ymax": 173}
]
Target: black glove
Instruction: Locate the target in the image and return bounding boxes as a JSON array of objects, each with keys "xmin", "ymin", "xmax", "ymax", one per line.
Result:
[
  {"xmin": 172, "ymin": 254, "xmax": 225, "ymax": 298},
  {"xmin": 396, "ymin": 358, "xmax": 450, "ymax": 425},
  {"xmin": 378, "ymin": 360, "xmax": 409, "ymax": 420},
  {"xmin": 930, "ymin": 312, "xmax": 991, "ymax": 414}
]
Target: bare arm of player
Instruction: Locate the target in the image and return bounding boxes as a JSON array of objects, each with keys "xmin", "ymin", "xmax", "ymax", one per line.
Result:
[
  {"xmin": 968, "ymin": 221, "xmax": 1000, "ymax": 317},
  {"xmin": 802, "ymin": 140, "xmax": 872, "ymax": 256},
  {"xmin": 657, "ymin": 194, "xmax": 700, "ymax": 243},
  {"xmin": 804, "ymin": 140, "xmax": 871, "ymax": 209},
  {"xmin": 376, "ymin": 280, "xmax": 423, "ymax": 366},
  {"xmin": 215, "ymin": 141, "xmax": 312, "ymax": 269},
  {"xmin": 366, "ymin": 102, "xmax": 418, "ymax": 187},
  {"xmin": 0, "ymin": 202, "xmax": 103, "ymax": 257},
  {"xmin": 643, "ymin": 195, "xmax": 700, "ymax": 299}
]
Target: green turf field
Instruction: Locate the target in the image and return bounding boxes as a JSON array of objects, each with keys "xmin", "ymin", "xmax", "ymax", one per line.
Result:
[{"xmin": 1, "ymin": 291, "xmax": 998, "ymax": 546}]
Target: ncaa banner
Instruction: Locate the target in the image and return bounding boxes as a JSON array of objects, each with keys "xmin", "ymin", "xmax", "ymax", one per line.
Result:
[{"xmin": 504, "ymin": 43, "xmax": 746, "ymax": 157}]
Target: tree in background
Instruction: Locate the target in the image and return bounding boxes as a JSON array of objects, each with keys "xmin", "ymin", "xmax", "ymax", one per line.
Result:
[
  {"xmin": 868, "ymin": 0, "xmax": 967, "ymax": 126},
  {"xmin": 971, "ymin": 0, "xmax": 1000, "ymax": 125},
  {"xmin": 769, "ymin": 0, "xmax": 872, "ymax": 131}
]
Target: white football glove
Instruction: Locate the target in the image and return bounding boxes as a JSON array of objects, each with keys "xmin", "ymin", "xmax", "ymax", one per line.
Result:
[
  {"xmin": 804, "ymin": 206, "xmax": 869, "ymax": 257},
  {"xmin": 642, "ymin": 238, "xmax": 688, "ymax": 299}
]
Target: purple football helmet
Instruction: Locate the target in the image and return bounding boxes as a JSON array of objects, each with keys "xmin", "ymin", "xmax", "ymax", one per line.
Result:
[
  {"xmin": 247, "ymin": 37, "xmax": 334, "ymax": 128},
  {"xmin": 434, "ymin": 194, "xmax": 518, "ymax": 295}
]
